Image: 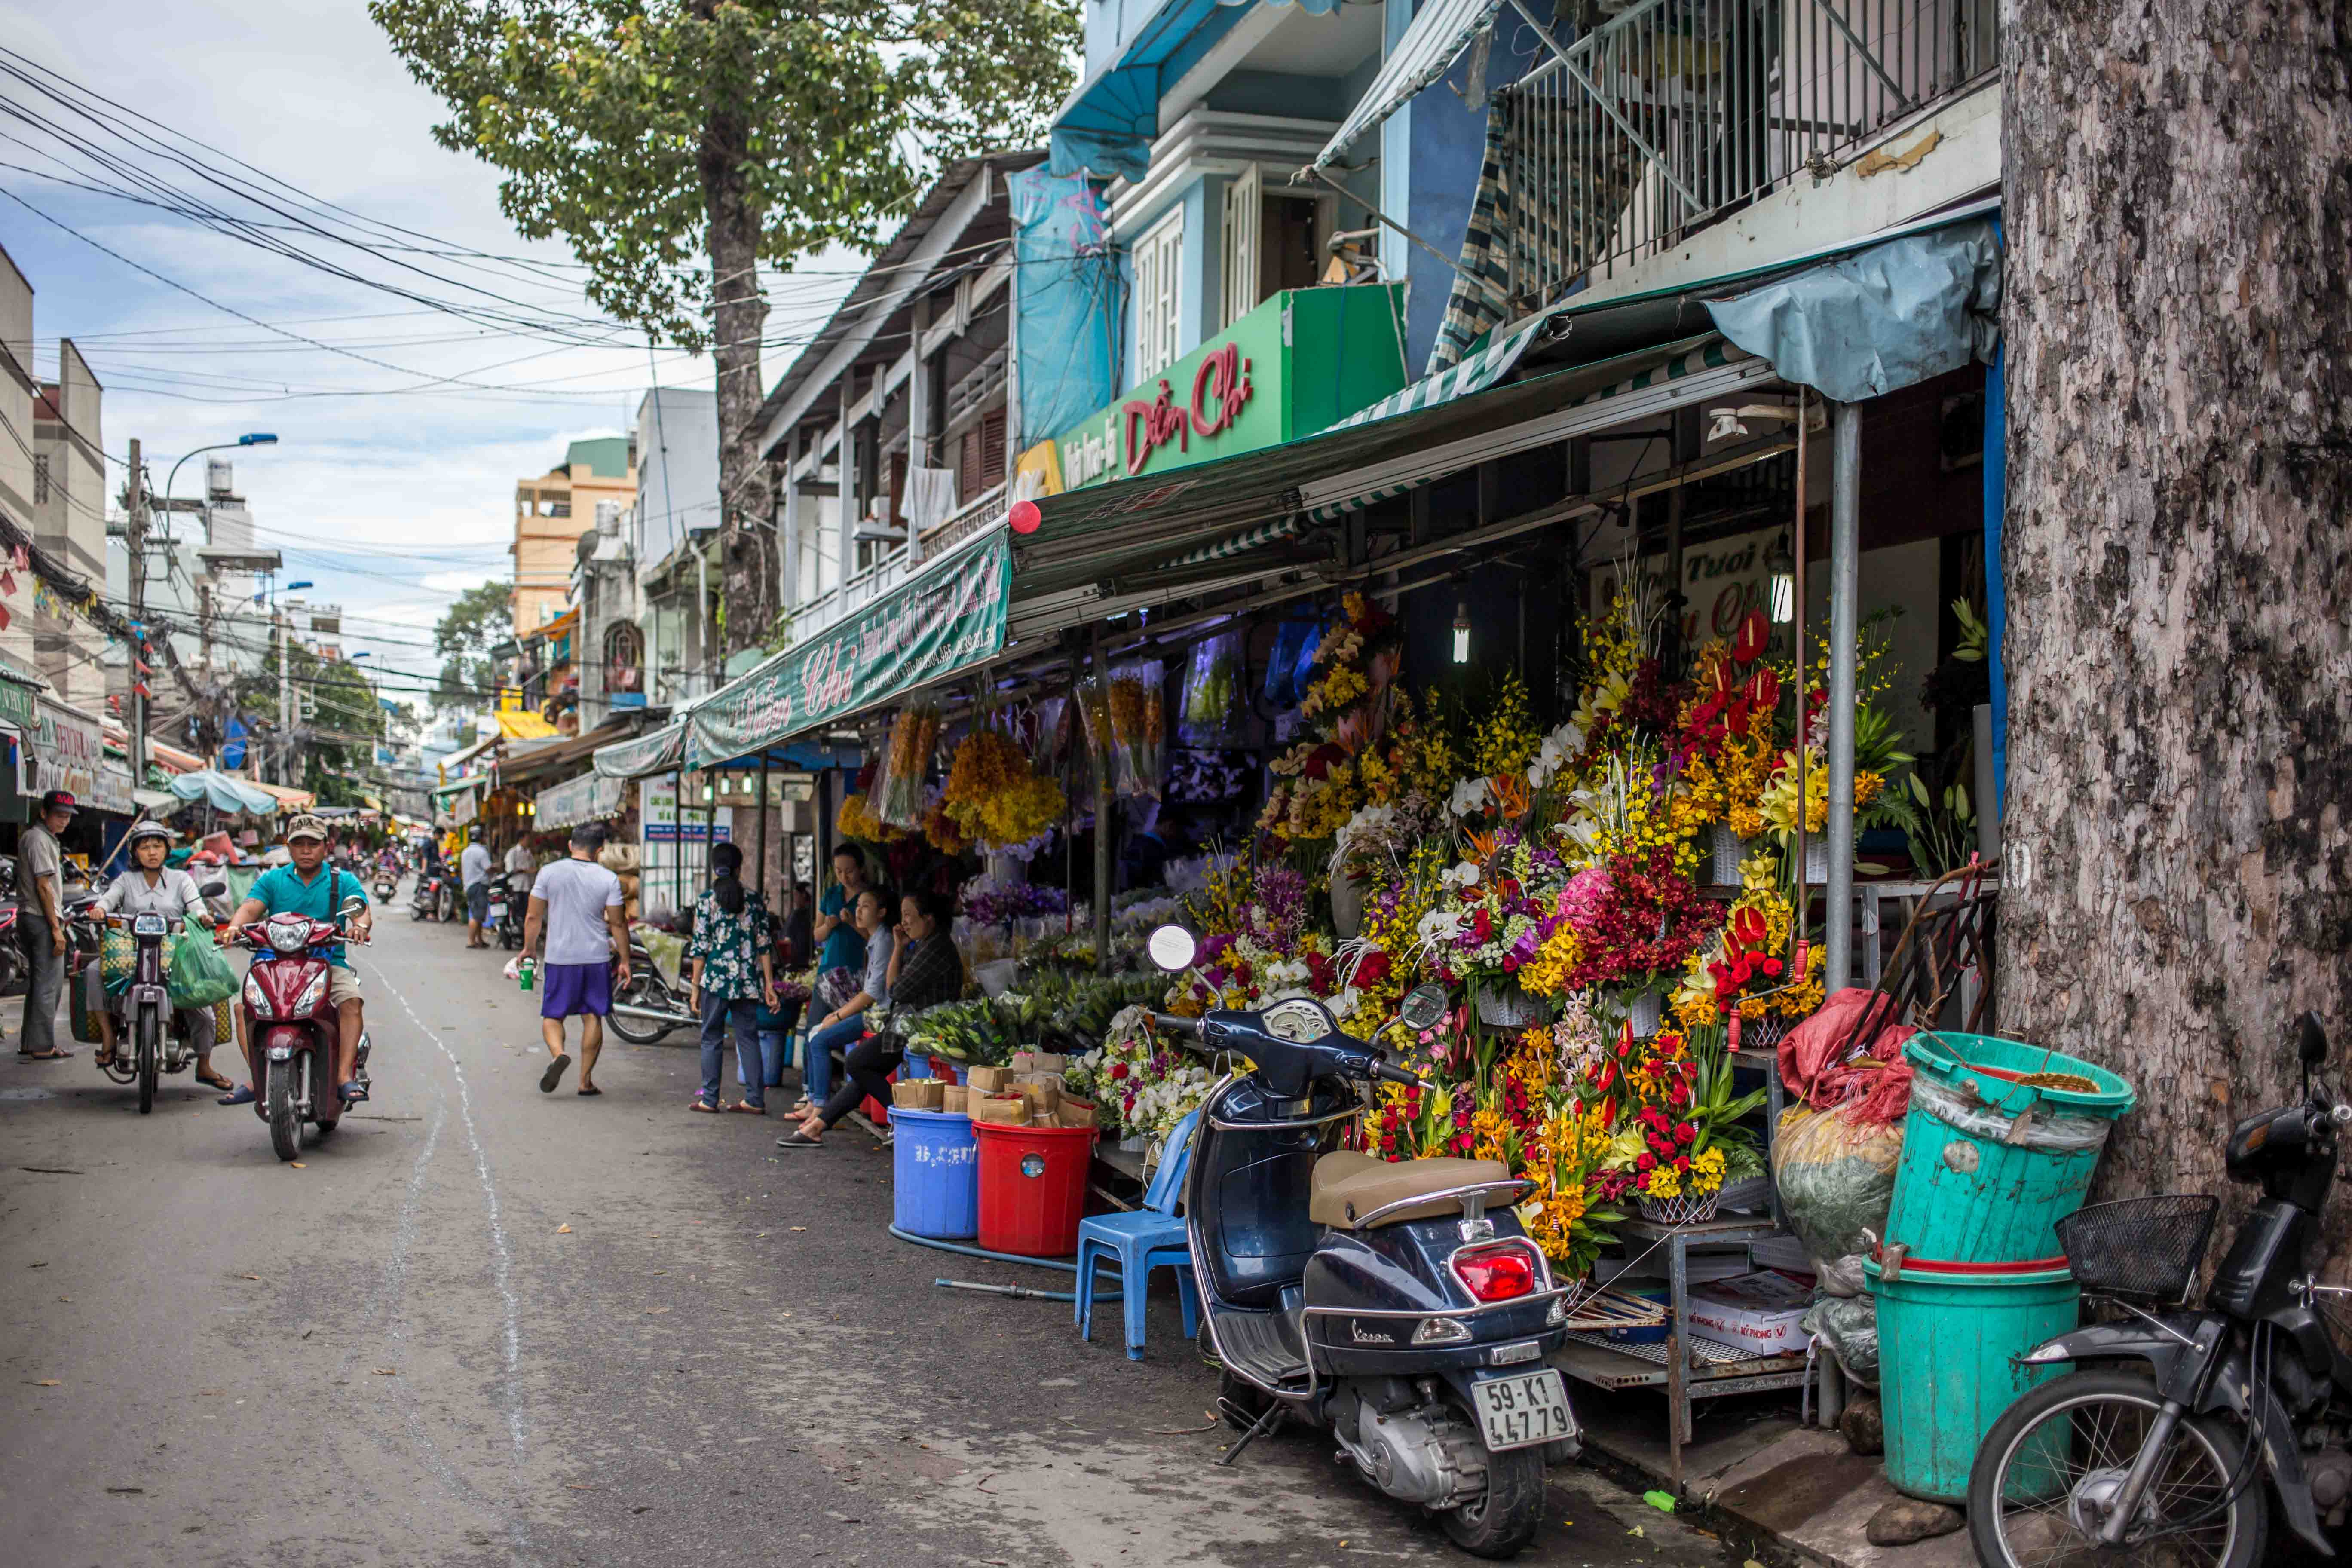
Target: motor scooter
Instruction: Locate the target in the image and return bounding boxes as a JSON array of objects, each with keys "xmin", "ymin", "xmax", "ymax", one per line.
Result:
[
  {"xmin": 234, "ymin": 896, "xmax": 371, "ymax": 1162},
  {"xmin": 608, "ymin": 936, "xmax": 689, "ymax": 1044},
  {"xmin": 487, "ymin": 871, "xmax": 525, "ymax": 950},
  {"xmin": 90, "ymin": 904, "xmax": 217, "ymax": 1114},
  {"xmin": 1145, "ymin": 927, "xmax": 1576, "ymax": 1559},
  {"xmin": 410, "ymin": 867, "xmax": 451, "ymax": 922},
  {"xmin": 373, "ymin": 871, "xmax": 397, "ymax": 907}
]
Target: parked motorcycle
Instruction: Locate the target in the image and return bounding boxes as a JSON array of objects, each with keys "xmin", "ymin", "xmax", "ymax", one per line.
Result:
[
  {"xmin": 90, "ymin": 905, "xmax": 217, "ymax": 1114},
  {"xmin": 233, "ymin": 895, "xmax": 371, "ymax": 1161},
  {"xmin": 607, "ymin": 937, "xmax": 689, "ymax": 1044},
  {"xmin": 0, "ymin": 900, "xmax": 22, "ymax": 997},
  {"xmin": 410, "ymin": 867, "xmax": 451, "ymax": 923},
  {"xmin": 1967, "ymin": 1012, "xmax": 2352, "ymax": 1568},
  {"xmin": 487, "ymin": 872, "xmax": 524, "ymax": 951},
  {"xmin": 1145, "ymin": 926, "xmax": 1575, "ymax": 1559}
]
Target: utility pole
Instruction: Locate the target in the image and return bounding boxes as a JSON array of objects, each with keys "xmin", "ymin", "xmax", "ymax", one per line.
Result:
[
  {"xmin": 124, "ymin": 439, "xmax": 150, "ymax": 793},
  {"xmin": 277, "ymin": 599, "xmax": 291, "ymax": 786}
]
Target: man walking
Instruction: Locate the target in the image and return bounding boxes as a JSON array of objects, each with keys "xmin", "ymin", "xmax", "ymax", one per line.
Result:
[
  {"xmin": 14, "ymin": 790, "xmax": 76, "ymax": 1060},
  {"xmin": 521, "ymin": 823, "xmax": 630, "ymax": 1096},
  {"xmin": 503, "ymin": 837, "xmax": 536, "ymax": 900},
  {"xmin": 460, "ymin": 834, "xmax": 493, "ymax": 950}
]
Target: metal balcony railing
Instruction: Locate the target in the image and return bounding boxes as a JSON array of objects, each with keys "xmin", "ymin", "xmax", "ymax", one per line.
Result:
[
  {"xmin": 778, "ymin": 482, "xmax": 1009, "ymax": 646},
  {"xmin": 1494, "ymin": 0, "xmax": 1997, "ymax": 309}
]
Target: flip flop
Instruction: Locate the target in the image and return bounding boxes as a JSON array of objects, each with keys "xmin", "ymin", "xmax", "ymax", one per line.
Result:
[
  {"xmin": 217, "ymin": 1085, "xmax": 257, "ymax": 1106},
  {"xmin": 576, "ymin": 1086, "xmax": 602, "ymax": 1097},
  {"xmin": 196, "ymin": 1071, "xmax": 234, "ymax": 1091},
  {"xmin": 774, "ymin": 1129, "xmax": 824, "ymax": 1148},
  {"xmin": 539, "ymin": 1053, "xmax": 572, "ymax": 1093},
  {"xmin": 20, "ymin": 1048, "xmax": 71, "ymax": 1060},
  {"xmin": 689, "ymin": 1099, "xmax": 719, "ymax": 1113},
  {"xmin": 726, "ymin": 1102, "xmax": 765, "ymax": 1115},
  {"xmin": 338, "ymin": 1079, "xmax": 371, "ymax": 1103}
]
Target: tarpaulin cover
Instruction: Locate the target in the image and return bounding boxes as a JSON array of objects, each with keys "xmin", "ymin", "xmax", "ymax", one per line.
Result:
[
  {"xmin": 1047, "ymin": 0, "xmax": 1249, "ymax": 181},
  {"xmin": 168, "ymin": 769, "xmax": 280, "ymax": 816},
  {"xmin": 1706, "ymin": 218, "xmax": 2003, "ymax": 403},
  {"xmin": 1007, "ymin": 166, "xmax": 1120, "ymax": 451},
  {"xmin": 593, "ymin": 719, "xmax": 689, "ymax": 781}
]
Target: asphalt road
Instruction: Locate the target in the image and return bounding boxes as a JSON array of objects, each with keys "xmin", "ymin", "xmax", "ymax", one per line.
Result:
[{"xmin": 0, "ymin": 897, "xmax": 1733, "ymax": 1568}]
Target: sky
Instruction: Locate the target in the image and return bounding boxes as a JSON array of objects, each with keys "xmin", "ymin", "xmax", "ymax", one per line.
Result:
[{"xmin": 0, "ymin": 0, "xmax": 864, "ymax": 708}]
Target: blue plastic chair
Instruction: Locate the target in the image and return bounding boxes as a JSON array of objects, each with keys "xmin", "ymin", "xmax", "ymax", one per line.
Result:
[{"xmin": 1075, "ymin": 1108, "xmax": 1202, "ymax": 1360}]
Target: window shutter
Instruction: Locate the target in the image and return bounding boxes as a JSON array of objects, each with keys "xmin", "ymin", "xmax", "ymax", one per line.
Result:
[
  {"xmin": 958, "ymin": 426, "xmax": 982, "ymax": 502},
  {"xmin": 980, "ymin": 408, "xmax": 1007, "ymax": 486}
]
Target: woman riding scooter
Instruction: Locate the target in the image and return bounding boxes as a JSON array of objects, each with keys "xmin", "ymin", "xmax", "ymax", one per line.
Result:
[{"xmin": 88, "ymin": 821, "xmax": 237, "ymax": 1095}]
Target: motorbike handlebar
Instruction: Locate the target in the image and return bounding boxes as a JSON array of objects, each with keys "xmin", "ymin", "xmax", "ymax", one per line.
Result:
[
  {"xmin": 1371, "ymin": 1060, "xmax": 1424, "ymax": 1087},
  {"xmin": 1147, "ymin": 1011, "xmax": 1202, "ymax": 1041}
]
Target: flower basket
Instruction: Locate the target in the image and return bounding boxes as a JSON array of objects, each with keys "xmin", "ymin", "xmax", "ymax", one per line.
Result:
[
  {"xmin": 1474, "ymin": 981, "xmax": 1550, "ymax": 1029},
  {"xmin": 1329, "ymin": 870, "xmax": 1368, "ymax": 940},
  {"xmin": 1637, "ymin": 1188, "xmax": 1724, "ymax": 1226},
  {"xmin": 1117, "ymin": 1133, "xmax": 1148, "ymax": 1154},
  {"xmin": 1708, "ymin": 823, "xmax": 1750, "ymax": 885}
]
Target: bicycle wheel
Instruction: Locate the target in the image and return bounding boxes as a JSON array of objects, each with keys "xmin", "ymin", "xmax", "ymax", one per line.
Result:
[{"xmin": 1967, "ymin": 1367, "xmax": 2265, "ymax": 1568}]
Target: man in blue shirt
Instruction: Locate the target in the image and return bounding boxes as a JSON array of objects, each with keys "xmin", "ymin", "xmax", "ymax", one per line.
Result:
[{"xmin": 222, "ymin": 814, "xmax": 373, "ymax": 1104}]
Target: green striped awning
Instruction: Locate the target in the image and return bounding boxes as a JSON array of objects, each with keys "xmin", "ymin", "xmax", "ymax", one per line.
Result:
[{"xmin": 1320, "ymin": 298, "xmax": 1570, "ymax": 436}]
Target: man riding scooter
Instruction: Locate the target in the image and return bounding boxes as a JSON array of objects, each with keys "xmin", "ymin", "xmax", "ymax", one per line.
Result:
[{"xmin": 217, "ymin": 814, "xmax": 372, "ymax": 1107}]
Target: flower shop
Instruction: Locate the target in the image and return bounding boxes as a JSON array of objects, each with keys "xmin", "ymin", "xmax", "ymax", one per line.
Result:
[{"xmin": 585, "ymin": 247, "xmax": 2050, "ymax": 1516}]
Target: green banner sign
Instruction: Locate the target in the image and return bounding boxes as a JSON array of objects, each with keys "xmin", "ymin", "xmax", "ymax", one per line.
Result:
[
  {"xmin": 686, "ymin": 533, "xmax": 1012, "ymax": 765},
  {"xmin": 0, "ymin": 673, "xmax": 37, "ymax": 732},
  {"xmin": 1051, "ymin": 284, "xmax": 1407, "ymax": 492}
]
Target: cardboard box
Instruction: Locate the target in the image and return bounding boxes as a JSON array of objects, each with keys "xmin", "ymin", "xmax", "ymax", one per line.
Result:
[
  {"xmin": 1011, "ymin": 1050, "xmax": 1067, "ymax": 1076},
  {"xmin": 1685, "ymin": 1269, "xmax": 1815, "ymax": 1356},
  {"xmin": 967, "ymin": 1092, "xmax": 1030, "ymax": 1126},
  {"xmin": 940, "ymin": 1084, "xmax": 969, "ymax": 1115},
  {"xmin": 1054, "ymin": 1097, "xmax": 1098, "ymax": 1130},
  {"xmin": 966, "ymin": 1065, "xmax": 1012, "ymax": 1093},
  {"xmin": 1014, "ymin": 1080, "xmax": 1060, "ymax": 1117},
  {"xmin": 889, "ymin": 1079, "xmax": 945, "ymax": 1111}
]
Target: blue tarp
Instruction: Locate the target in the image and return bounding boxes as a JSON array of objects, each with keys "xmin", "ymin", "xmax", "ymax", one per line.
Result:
[
  {"xmin": 1705, "ymin": 219, "xmax": 2002, "ymax": 403},
  {"xmin": 1007, "ymin": 166, "xmax": 1121, "ymax": 449},
  {"xmin": 168, "ymin": 769, "xmax": 279, "ymax": 816},
  {"xmin": 1047, "ymin": 0, "xmax": 1255, "ymax": 181}
]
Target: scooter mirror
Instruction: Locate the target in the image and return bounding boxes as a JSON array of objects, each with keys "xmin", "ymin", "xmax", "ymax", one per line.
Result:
[
  {"xmin": 337, "ymin": 896, "xmax": 367, "ymax": 917},
  {"xmin": 2300, "ymin": 1011, "xmax": 2329, "ymax": 1066},
  {"xmin": 199, "ymin": 881, "xmax": 227, "ymax": 898},
  {"xmin": 1398, "ymin": 982, "xmax": 1449, "ymax": 1033},
  {"xmin": 1147, "ymin": 924, "xmax": 1198, "ymax": 973}
]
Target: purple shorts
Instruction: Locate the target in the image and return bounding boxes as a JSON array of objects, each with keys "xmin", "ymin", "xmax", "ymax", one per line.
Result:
[{"xmin": 541, "ymin": 961, "xmax": 611, "ymax": 1020}]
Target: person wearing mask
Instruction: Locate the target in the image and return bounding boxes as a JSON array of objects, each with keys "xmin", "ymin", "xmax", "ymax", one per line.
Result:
[
  {"xmin": 15, "ymin": 790, "xmax": 78, "ymax": 1060},
  {"xmin": 683, "ymin": 842, "xmax": 778, "ymax": 1115},
  {"xmin": 522, "ymin": 823, "xmax": 631, "ymax": 1097},
  {"xmin": 89, "ymin": 821, "xmax": 237, "ymax": 1093},
  {"xmin": 775, "ymin": 886, "xmax": 900, "ymax": 1143},
  {"xmin": 810, "ymin": 845, "xmax": 869, "ymax": 1011},
  {"xmin": 459, "ymin": 835, "xmax": 493, "ymax": 949}
]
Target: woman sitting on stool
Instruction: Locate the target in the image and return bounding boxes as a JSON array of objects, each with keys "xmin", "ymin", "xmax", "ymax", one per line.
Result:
[{"xmin": 777, "ymin": 889, "xmax": 962, "ymax": 1147}]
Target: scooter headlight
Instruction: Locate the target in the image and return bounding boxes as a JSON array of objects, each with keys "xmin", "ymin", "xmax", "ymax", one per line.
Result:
[
  {"xmin": 291, "ymin": 971, "xmax": 329, "ymax": 1017},
  {"xmin": 243, "ymin": 969, "xmax": 270, "ymax": 1017}
]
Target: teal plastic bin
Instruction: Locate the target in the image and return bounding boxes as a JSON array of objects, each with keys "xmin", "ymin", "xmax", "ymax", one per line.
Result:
[
  {"xmin": 1886, "ymin": 1032, "xmax": 2135, "ymax": 1264},
  {"xmin": 1867, "ymin": 1256, "xmax": 2078, "ymax": 1502}
]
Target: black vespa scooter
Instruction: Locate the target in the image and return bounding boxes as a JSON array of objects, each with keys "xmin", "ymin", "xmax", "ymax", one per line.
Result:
[{"xmin": 1145, "ymin": 926, "xmax": 1577, "ymax": 1559}]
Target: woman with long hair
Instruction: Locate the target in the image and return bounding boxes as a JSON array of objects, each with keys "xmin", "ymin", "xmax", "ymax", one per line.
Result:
[
  {"xmin": 777, "ymin": 888, "xmax": 964, "ymax": 1148},
  {"xmin": 683, "ymin": 842, "xmax": 777, "ymax": 1114}
]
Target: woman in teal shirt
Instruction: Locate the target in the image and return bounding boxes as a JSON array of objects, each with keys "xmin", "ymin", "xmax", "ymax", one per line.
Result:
[{"xmin": 812, "ymin": 843, "xmax": 869, "ymax": 1010}]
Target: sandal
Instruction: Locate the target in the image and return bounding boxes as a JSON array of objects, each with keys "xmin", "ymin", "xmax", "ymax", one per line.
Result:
[
  {"xmin": 217, "ymin": 1085, "xmax": 256, "ymax": 1106},
  {"xmin": 196, "ymin": 1069, "xmax": 233, "ymax": 1091},
  {"xmin": 539, "ymin": 1053, "xmax": 572, "ymax": 1093},
  {"xmin": 20, "ymin": 1048, "xmax": 71, "ymax": 1060},
  {"xmin": 576, "ymin": 1086, "xmax": 602, "ymax": 1097},
  {"xmin": 689, "ymin": 1099, "xmax": 719, "ymax": 1113},
  {"xmin": 774, "ymin": 1129, "xmax": 824, "ymax": 1148},
  {"xmin": 727, "ymin": 1102, "xmax": 765, "ymax": 1115},
  {"xmin": 338, "ymin": 1079, "xmax": 371, "ymax": 1104}
]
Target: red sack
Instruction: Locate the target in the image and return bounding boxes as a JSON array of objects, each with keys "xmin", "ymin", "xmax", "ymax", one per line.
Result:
[{"xmin": 1778, "ymin": 987, "xmax": 1917, "ymax": 1125}]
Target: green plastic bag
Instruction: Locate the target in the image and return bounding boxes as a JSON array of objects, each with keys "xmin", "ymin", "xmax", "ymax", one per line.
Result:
[
  {"xmin": 167, "ymin": 926, "xmax": 237, "ymax": 1009},
  {"xmin": 99, "ymin": 926, "xmax": 140, "ymax": 996}
]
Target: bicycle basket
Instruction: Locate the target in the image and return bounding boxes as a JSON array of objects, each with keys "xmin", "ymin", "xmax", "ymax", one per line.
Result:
[{"xmin": 2055, "ymin": 1194, "xmax": 2221, "ymax": 1301}]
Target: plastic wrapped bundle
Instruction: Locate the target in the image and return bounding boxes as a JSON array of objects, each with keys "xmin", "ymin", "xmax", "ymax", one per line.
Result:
[{"xmin": 1773, "ymin": 1102, "xmax": 1905, "ymax": 1298}]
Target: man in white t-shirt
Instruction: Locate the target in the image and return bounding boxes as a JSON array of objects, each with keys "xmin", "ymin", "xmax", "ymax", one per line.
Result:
[
  {"xmin": 503, "ymin": 839, "xmax": 536, "ymax": 897},
  {"xmin": 521, "ymin": 822, "xmax": 631, "ymax": 1096},
  {"xmin": 460, "ymin": 837, "xmax": 493, "ymax": 949}
]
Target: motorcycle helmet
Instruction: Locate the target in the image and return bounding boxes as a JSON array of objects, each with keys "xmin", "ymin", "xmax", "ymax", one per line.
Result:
[{"xmin": 125, "ymin": 818, "xmax": 174, "ymax": 849}]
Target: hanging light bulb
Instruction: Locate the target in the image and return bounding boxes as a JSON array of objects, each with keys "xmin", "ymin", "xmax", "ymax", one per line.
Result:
[
  {"xmin": 1766, "ymin": 534, "xmax": 1796, "ymax": 625},
  {"xmin": 1452, "ymin": 601, "xmax": 1471, "ymax": 664}
]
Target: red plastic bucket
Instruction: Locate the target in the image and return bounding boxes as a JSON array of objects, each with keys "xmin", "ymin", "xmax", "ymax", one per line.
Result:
[{"xmin": 973, "ymin": 1121, "xmax": 1098, "ymax": 1257}]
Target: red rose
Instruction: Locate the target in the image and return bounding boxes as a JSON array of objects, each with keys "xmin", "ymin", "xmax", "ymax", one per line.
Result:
[
  {"xmin": 1673, "ymin": 1154, "xmax": 1691, "ymax": 1173},
  {"xmin": 1109, "ymin": 1062, "xmax": 1130, "ymax": 1080},
  {"xmin": 1761, "ymin": 957, "xmax": 1785, "ymax": 977},
  {"xmin": 1356, "ymin": 951, "xmax": 1390, "ymax": 987},
  {"xmin": 1668, "ymin": 1082, "xmax": 1692, "ymax": 1108},
  {"xmin": 1636, "ymin": 1153, "xmax": 1657, "ymax": 1172},
  {"xmin": 1674, "ymin": 1121, "xmax": 1697, "ymax": 1145}
]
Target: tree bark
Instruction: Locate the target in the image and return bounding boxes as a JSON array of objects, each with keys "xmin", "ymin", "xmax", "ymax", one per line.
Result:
[
  {"xmin": 2001, "ymin": 0, "xmax": 2352, "ymax": 1262},
  {"xmin": 701, "ymin": 103, "xmax": 774, "ymax": 673}
]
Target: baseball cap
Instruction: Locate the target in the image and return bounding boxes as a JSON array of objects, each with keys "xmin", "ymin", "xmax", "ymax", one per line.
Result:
[
  {"xmin": 39, "ymin": 790, "xmax": 78, "ymax": 816},
  {"xmin": 284, "ymin": 813, "xmax": 329, "ymax": 843}
]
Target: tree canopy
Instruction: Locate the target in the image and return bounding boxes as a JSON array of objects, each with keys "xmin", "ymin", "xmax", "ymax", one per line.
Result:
[{"xmin": 432, "ymin": 579, "xmax": 514, "ymax": 710}]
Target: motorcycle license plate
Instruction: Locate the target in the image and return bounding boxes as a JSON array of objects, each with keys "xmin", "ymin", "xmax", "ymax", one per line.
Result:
[
  {"xmin": 488, "ymin": 903, "xmax": 507, "ymax": 919},
  {"xmin": 1469, "ymin": 1369, "xmax": 1575, "ymax": 1452}
]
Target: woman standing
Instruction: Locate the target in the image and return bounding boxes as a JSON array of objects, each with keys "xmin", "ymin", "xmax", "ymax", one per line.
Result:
[
  {"xmin": 684, "ymin": 842, "xmax": 777, "ymax": 1114},
  {"xmin": 91, "ymin": 821, "xmax": 238, "ymax": 1096},
  {"xmin": 777, "ymin": 889, "xmax": 963, "ymax": 1148}
]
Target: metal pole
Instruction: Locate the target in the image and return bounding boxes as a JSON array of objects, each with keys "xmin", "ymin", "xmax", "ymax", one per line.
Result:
[
  {"xmin": 1090, "ymin": 625, "xmax": 1112, "ymax": 968},
  {"xmin": 1791, "ymin": 393, "xmax": 1809, "ymax": 972},
  {"xmin": 277, "ymin": 593, "xmax": 291, "ymax": 786},
  {"xmin": 757, "ymin": 752, "xmax": 772, "ymax": 914},
  {"xmin": 1823, "ymin": 400, "xmax": 1862, "ymax": 992},
  {"xmin": 671, "ymin": 766, "xmax": 683, "ymax": 919},
  {"xmin": 125, "ymin": 440, "xmax": 149, "ymax": 795}
]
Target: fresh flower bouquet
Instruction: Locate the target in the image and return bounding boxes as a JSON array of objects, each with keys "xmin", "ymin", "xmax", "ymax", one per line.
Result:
[
  {"xmin": 1105, "ymin": 662, "xmax": 1167, "ymax": 799},
  {"xmin": 1086, "ymin": 1006, "xmax": 1219, "ymax": 1139},
  {"xmin": 1532, "ymin": 846, "xmax": 1714, "ymax": 996},
  {"xmin": 943, "ymin": 726, "xmax": 1068, "ymax": 849},
  {"xmin": 836, "ymin": 792, "xmax": 911, "ymax": 845},
  {"xmin": 1415, "ymin": 827, "xmax": 1568, "ymax": 1001},
  {"xmin": 875, "ymin": 703, "xmax": 940, "ymax": 827},
  {"xmin": 959, "ymin": 882, "xmax": 1069, "ymax": 927},
  {"xmin": 1597, "ymin": 1025, "xmax": 1765, "ymax": 1219}
]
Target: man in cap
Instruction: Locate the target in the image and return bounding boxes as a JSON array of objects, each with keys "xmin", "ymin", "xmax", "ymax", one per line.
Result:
[
  {"xmin": 15, "ymin": 790, "xmax": 78, "ymax": 1059},
  {"xmin": 222, "ymin": 813, "xmax": 373, "ymax": 1103}
]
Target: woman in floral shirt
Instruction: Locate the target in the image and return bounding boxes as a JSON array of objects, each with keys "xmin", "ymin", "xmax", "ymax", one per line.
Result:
[{"xmin": 685, "ymin": 843, "xmax": 778, "ymax": 1113}]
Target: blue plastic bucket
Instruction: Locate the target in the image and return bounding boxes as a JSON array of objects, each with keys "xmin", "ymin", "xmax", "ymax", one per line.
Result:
[{"xmin": 891, "ymin": 1109, "xmax": 980, "ymax": 1239}]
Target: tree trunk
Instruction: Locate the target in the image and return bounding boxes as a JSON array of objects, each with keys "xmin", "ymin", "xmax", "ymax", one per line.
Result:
[
  {"xmin": 701, "ymin": 107, "xmax": 773, "ymax": 674},
  {"xmin": 2001, "ymin": 0, "xmax": 2352, "ymax": 1263}
]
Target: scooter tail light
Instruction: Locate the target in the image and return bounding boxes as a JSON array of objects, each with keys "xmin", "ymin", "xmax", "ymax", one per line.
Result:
[{"xmin": 1452, "ymin": 1242, "xmax": 1539, "ymax": 1303}]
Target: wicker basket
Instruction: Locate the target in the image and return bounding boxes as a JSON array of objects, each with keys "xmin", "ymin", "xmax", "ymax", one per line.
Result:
[
  {"xmin": 1556, "ymin": 1281, "xmax": 1672, "ymax": 1333},
  {"xmin": 1708, "ymin": 824, "xmax": 1751, "ymax": 885},
  {"xmin": 1637, "ymin": 1188, "xmax": 1725, "ymax": 1226},
  {"xmin": 1623, "ymin": 989, "xmax": 1663, "ymax": 1038}
]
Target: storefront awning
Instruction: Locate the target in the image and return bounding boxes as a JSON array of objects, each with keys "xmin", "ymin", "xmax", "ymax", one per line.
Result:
[
  {"xmin": 592, "ymin": 717, "xmax": 690, "ymax": 781},
  {"xmin": 1309, "ymin": 0, "xmax": 1500, "ymax": 175},
  {"xmin": 685, "ymin": 531, "xmax": 1012, "ymax": 765},
  {"xmin": 536, "ymin": 770, "xmax": 631, "ymax": 832},
  {"xmin": 431, "ymin": 772, "xmax": 489, "ymax": 802}
]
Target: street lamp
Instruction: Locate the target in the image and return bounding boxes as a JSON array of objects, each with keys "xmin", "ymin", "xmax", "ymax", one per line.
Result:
[{"xmin": 163, "ymin": 433, "xmax": 280, "ymax": 545}]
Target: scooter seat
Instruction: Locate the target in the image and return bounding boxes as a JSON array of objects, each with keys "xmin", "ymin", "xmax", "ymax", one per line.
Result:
[{"xmin": 1308, "ymin": 1151, "xmax": 1514, "ymax": 1228}]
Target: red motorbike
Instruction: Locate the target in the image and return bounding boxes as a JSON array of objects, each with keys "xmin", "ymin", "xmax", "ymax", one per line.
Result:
[{"xmin": 236, "ymin": 897, "xmax": 371, "ymax": 1161}]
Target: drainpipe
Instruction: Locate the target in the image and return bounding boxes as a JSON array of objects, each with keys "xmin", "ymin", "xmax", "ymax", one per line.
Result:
[
  {"xmin": 693, "ymin": 534, "xmax": 714, "ymax": 695},
  {"xmin": 1823, "ymin": 401, "xmax": 1862, "ymax": 992}
]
